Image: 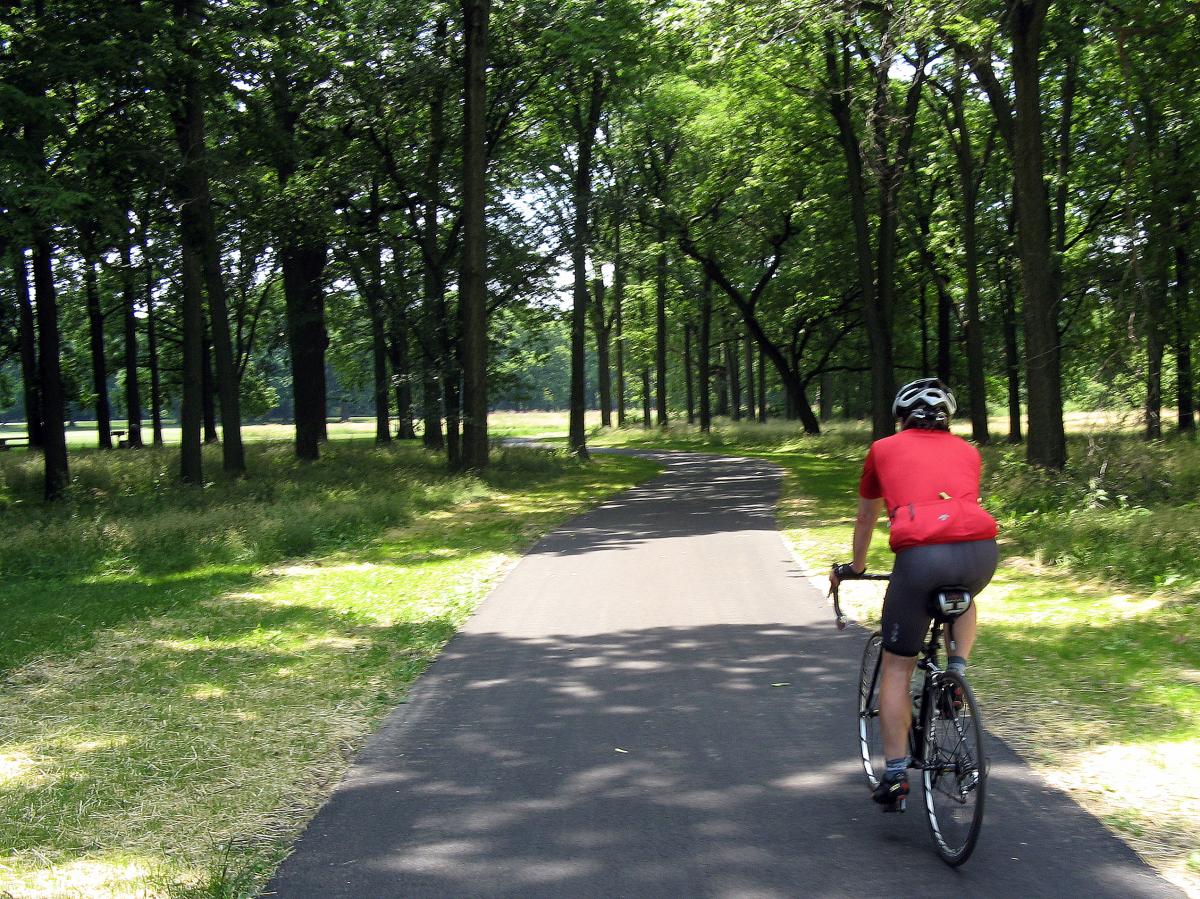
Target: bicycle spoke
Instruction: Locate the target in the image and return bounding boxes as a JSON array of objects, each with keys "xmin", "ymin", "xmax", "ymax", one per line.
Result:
[{"xmin": 922, "ymin": 671, "xmax": 986, "ymax": 866}]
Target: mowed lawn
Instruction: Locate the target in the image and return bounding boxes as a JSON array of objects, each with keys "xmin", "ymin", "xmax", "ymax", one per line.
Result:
[
  {"xmin": 592, "ymin": 416, "xmax": 1200, "ymax": 895},
  {"xmin": 0, "ymin": 421, "xmax": 659, "ymax": 898}
]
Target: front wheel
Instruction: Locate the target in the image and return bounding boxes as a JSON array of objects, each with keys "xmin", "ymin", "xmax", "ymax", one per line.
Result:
[
  {"xmin": 857, "ymin": 632, "xmax": 884, "ymax": 788},
  {"xmin": 921, "ymin": 670, "xmax": 987, "ymax": 866}
]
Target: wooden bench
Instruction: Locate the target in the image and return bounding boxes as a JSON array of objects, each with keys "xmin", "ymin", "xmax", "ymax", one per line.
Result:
[{"xmin": 0, "ymin": 436, "xmax": 30, "ymax": 451}]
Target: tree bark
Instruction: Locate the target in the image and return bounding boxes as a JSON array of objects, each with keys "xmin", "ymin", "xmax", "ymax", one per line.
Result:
[
  {"xmin": 32, "ymin": 236, "xmax": 69, "ymax": 498},
  {"xmin": 614, "ymin": 229, "xmax": 627, "ymax": 427},
  {"xmin": 655, "ymin": 212, "xmax": 669, "ymax": 426},
  {"xmin": 82, "ymin": 242, "xmax": 113, "ymax": 450},
  {"xmin": 825, "ymin": 35, "xmax": 923, "ymax": 439},
  {"xmin": 744, "ymin": 333, "xmax": 756, "ymax": 421},
  {"xmin": 143, "ymin": 230, "xmax": 165, "ymax": 447},
  {"xmin": 202, "ymin": 333, "xmax": 219, "ymax": 444},
  {"xmin": 387, "ymin": 305, "xmax": 416, "ymax": 439},
  {"xmin": 13, "ymin": 251, "xmax": 43, "ymax": 449},
  {"xmin": 591, "ymin": 277, "xmax": 613, "ymax": 426},
  {"xmin": 369, "ymin": 293, "xmax": 391, "ymax": 445},
  {"xmin": 173, "ymin": 0, "xmax": 245, "ymax": 472},
  {"xmin": 699, "ymin": 272, "xmax": 712, "ymax": 432},
  {"xmin": 568, "ymin": 71, "xmax": 604, "ymax": 460},
  {"xmin": 1176, "ymin": 211, "xmax": 1195, "ymax": 434},
  {"xmin": 1010, "ymin": 0, "xmax": 1067, "ymax": 466},
  {"xmin": 282, "ymin": 241, "xmax": 329, "ymax": 459},
  {"xmin": 999, "ymin": 250, "xmax": 1023, "ymax": 444},
  {"xmin": 727, "ymin": 337, "xmax": 741, "ymax": 422},
  {"xmin": 120, "ymin": 233, "xmax": 144, "ymax": 448},
  {"xmin": 459, "ymin": 0, "xmax": 490, "ymax": 469},
  {"xmin": 177, "ymin": 236, "xmax": 205, "ymax": 483},
  {"xmin": 684, "ymin": 322, "xmax": 695, "ymax": 424},
  {"xmin": 945, "ymin": 78, "xmax": 990, "ymax": 444},
  {"xmin": 758, "ymin": 346, "xmax": 767, "ymax": 422}
]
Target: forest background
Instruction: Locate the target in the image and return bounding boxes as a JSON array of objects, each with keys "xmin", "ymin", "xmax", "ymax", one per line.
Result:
[{"xmin": 1, "ymin": 0, "xmax": 1198, "ymax": 897}]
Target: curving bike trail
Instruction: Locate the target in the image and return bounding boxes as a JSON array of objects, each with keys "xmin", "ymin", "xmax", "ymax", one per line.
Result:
[{"xmin": 266, "ymin": 450, "xmax": 1181, "ymax": 898}]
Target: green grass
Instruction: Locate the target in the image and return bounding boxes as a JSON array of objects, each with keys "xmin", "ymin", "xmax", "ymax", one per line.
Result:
[
  {"xmin": 0, "ymin": 431, "xmax": 660, "ymax": 898},
  {"xmin": 592, "ymin": 416, "xmax": 1200, "ymax": 892},
  {"xmin": 0, "ymin": 410, "xmax": 604, "ymax": 451}
]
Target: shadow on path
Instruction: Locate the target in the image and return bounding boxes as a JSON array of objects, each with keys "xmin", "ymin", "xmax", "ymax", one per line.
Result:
[{"xmin": 266, "ymin": 449, "xmax": 1179, "ymax": 899}]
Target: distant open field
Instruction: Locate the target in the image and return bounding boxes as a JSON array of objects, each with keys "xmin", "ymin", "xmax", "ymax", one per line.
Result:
[{"xmin": 0, "ymin": 406, "xmax": 1161, "ymax": 453}]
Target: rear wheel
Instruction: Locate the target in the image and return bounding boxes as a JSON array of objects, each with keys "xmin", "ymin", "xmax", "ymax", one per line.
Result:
[
  {"xmin": 857, "ymin": 632, "xmax": 884, "ymax": 788},
  {"xmin": 921, "ymin": 670, "xmax": 987, "ymax": 866}
]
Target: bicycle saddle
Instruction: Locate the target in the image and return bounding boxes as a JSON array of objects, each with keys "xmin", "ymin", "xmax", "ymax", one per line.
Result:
[{"xmin": 928, "ymin": 586, "xmax": 973, "ymax": 621}]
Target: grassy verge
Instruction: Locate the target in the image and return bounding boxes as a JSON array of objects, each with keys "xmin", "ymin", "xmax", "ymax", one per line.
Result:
[
  {"xmin": 592, "ymin": 418, "xmax": 1200, "ymax": 894},
  {"xmin": 0, "ymin": 435, "xmax": 660, "ymax": 898}
]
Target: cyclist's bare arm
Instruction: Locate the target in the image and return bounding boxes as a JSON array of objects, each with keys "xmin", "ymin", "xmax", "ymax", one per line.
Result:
[{"xmin": 851, "ymin": 497, "xmax": 885, "ymax": 573}]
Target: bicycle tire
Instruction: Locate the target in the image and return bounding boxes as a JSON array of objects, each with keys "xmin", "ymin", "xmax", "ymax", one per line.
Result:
[
  {"xmin": 921, "ymin": 670, "xmax": 987, "ymax": 866},
  {"xmin": 857, "ymin": 632, "xmax": 885, "ymax": 788}
]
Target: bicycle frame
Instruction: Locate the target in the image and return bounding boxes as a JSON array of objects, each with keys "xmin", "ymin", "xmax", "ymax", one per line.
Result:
[{"xmin": 830, "ymin": 573, "xmax": 957, "ymax": 769}]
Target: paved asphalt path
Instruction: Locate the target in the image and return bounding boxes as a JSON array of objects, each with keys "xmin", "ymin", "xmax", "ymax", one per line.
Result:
[{"xmin": 266, "ymin": 450, "xmax": 1181, "ymax": 899}]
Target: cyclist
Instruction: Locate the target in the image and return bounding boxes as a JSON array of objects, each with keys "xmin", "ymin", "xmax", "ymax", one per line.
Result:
[{"xmin": 830, "ymin": 378, "xmax": 998, "ymax": 810}]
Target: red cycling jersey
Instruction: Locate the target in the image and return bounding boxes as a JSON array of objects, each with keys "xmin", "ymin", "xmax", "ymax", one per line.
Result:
[{"xmin": 858, "ymin": 428, "xmax": 999, "ymax": 552}]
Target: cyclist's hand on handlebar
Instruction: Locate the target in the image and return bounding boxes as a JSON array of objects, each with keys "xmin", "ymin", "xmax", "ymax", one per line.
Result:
[{"xmin": 829, "ymin": 561, "xmax": 865, "ymax": 591}]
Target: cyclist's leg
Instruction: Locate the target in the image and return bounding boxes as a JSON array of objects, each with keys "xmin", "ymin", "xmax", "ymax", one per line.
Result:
[
  {"xmin": 878, "ymin": 556, "xmax": 932, "ymax": 763},
  {"xmin": 879, "ymin": 649, "xmax": 918, "ymax": 760}
]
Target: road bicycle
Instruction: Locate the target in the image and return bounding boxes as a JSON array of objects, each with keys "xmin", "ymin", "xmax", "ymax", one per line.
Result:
[{"xmin": 830, "ymin": 569, "xmax": 987, "ymax": 866}]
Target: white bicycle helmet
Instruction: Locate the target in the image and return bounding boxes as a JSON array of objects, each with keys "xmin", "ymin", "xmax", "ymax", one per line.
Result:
[{"xmin": 892, "ymin": 378, "xmax": 957, "ymax": 419}]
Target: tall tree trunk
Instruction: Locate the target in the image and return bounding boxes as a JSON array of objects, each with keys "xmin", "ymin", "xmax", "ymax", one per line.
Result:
[
  {"xmin": 715, "ymin": 357, "xmax": 729, "ymax": 418},
  {"xmin": 459, "ymin": 0, "xmax": 490, "ymax": 469},
  {"xmin": 919, "ymin": 279, "xmax": 930, "ymax": 374},
  {"xmin": 13, "ymin": 250, "xmax": 43, "ymax": 448},
  {"xmin": 173, "ymin": 0, "xmax": 245, "ymax": 472},
  {"xmin": 32, "ymin": 236, "xmax": 69, "ymax": 497},
  {"xmin": 420, "ymin": 333, "xmax": 443, "ymax": 450},
  {"xmin": 591, "ymin": 277, "xmax": 612, "ymax": 427},
  {"xmin": 387, "ymin": 305, "xmax": 416, "ymax": 439},
  {"xmin": 443, "ymin": 348, "xmax": 461, "ymax": 469},
  {"xmin": 744, "ymin": 333, "xmax": 756, "ymax": 421},
  {"xmin": 1177, "ymin": 216, "xmax": 1195, "ymax": 434},
  {"xmin": 758, "ymin": 348, "xmax": 766, "ymax": 422},
  {"xmin": 948, "ymin": 78, "xmax": 990, "ymax": 444},
  {"xmin": 22, "ymin": 1, "xmax": 67, "ymax": 497},
  {"xmin": 641, "ymin": 366, "xmax": 652, "ymax": 427},
  {"xmin": 178, "ymin": 236, "xmax": 205, "ymax": 483},
  {"xmin": 828, "ymin": 57, "xmax": 891, "ymax": 438},
  {"xmin": 614, "ymin": 232, "xmax": 627, "ymax": 427},
  {"xmin": 1000, "ymin": 252, "xmax": 1023, "ymax": 444},
  {"xmin": 120, "ymin": 233, "xmax": 144, "ymax": 448},
  {"xmin": 82, "ymin": 243, "xmax": 113, "ymax": 450},
  {"xmin": 1011, "ymin": 0, "xmax": 1066, "ymax": 467},
  {"xmin": 202, "ymin": 333, "xmax": 219, "ymax": 444},
  {"xmin": 726, "ymin": 338, "xmax": 741, "ymax": 422},
  {"xmin": 825, "ymin": 36, "xmax": 922, "ymax": 439},
  {"xmin": 684, "ymin": 322, "xmax": 695, "ymax": 424},
  {"xmin": 568, "ymin": 71, "xmax": 604, "ymax": 460},
  {"xmin": 655, "ymin": 212, "xmax": 669, "ymax": 427},
  {"xmin": 936, "ymin": 288, "xmax": 952, "ymax": 383},
  {"xmin": 144, "ymin": 237, "xmax": 165, "ymax": 447},
  {"xmin": 282, "ymin": 241, "xmax": 330, "ymax": 459},
  {"xmin": 699, "ymin": 272, "xmax": 713, "ymax": 432},
  {"xmin": 368, "ymin": 294, "xmax": 391, "ymax": 445}
]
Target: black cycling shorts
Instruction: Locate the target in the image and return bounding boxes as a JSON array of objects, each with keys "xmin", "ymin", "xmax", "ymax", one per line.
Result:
[{"xmin": 881, "ymin": 539, "xmax": 998, "ymax": 657}]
